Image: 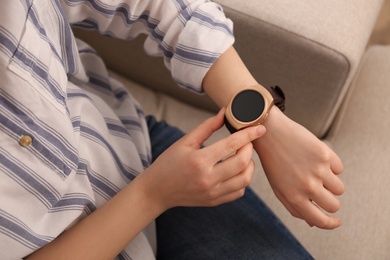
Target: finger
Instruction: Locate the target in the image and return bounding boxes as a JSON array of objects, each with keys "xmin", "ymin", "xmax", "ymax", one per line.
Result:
[
  {"xmin": 212, "ymin": 142, "xmax": 254, "ymax": 183},
  {"xmin": 215, "ymin": 159, "xmax": 255, "ymax": 198},
  {"xmin": 273, "ymin": 189, "xmax": 304, "ymax": 220},
  {"xmin": 296, "ymin": 200, "xmax": 341, "ymax": 229},
  {"xmin": 203, "ymin": 160, "xmax": 254, "ymax": 205},
  {"xmin": 208, "ymin": 188, "xmax": 247, "ymax": 207},
  {"xmin": 274, "ymin": 186, "xmax": 341, "ymax": 229},
  {"xmin": 310, "ymin": 188, "xmax": 341, "ymax": 213},
  {"xmin": 206, "ymin": 124, "xmax": 266, "ymax": 162},
  {"xmin": 329, "ymin": 148, "xmax": 344, "ymax": 175},
  {"xmin": 184, "ymin": 108, "xmax": 226, "ymax": 149},
  {"xmin": 322, "ymin": 172, "xmax": 345, "ymax": 196}
]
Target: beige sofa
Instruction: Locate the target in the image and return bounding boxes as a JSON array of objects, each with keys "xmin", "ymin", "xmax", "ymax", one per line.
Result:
[{"xmin": 74, "ymin": 0, "xmax": 390, "ymax": 259}]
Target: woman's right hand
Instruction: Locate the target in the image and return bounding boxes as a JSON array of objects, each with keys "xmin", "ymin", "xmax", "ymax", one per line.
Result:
[
  {"xmin": 26, "ymin": 110, "xmax": 264, "ymax": 260},
  {"xmin": 139, "ymin": 108, "xmax": 266, "ymax": 211}
]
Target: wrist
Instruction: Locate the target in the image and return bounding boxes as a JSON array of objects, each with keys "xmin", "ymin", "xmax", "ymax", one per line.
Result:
[
  {"xmin": 262, "ymin": 104, "xmax": 285, "ymax": 128},
  {"xmin": 253, "ymin": 105, "xmax": 292, "ymax": 148},
  {"xmin": 132, "ymin": 170, "xmax": 169, "ymax": 216},
  {"xmin": 27, "ymin": 171, "xmax": 166, "ymax": 259}
]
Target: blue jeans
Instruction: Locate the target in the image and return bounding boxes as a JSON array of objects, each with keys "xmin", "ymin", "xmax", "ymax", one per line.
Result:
[{"xmin": 146, "ymin": 116, "xmax": 313, "ymax": 260}]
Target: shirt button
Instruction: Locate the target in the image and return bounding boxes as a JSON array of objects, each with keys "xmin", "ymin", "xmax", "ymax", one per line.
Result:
[{"xmin": 19, "ymin": 135, "xmax": 33, "ymax": 147}]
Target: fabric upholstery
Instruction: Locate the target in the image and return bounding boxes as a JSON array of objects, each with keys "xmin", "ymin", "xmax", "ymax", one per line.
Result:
[
  {"xmin": 217, "ymin": 0, "xmax": 384, "ymax": 137},
  {"xmin": 217, "ymin": 0, "xmax": 384, "ymax": 131},
  {"xmin": 254, "ymin": 45, "xmax": 390, "ymax": 260},
  {"xmin": 222, "ymin": 7, "xmax": 349, "ymax": 137},
  {"xmin": 321, "ymin": 45, "xmax": 390, "ymax": 260}
]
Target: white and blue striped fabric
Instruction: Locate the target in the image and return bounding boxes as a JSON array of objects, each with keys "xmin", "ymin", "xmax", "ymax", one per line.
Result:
[{"xmin": 0, "ymin": 0, "xmax": 234, "ymax": 259}]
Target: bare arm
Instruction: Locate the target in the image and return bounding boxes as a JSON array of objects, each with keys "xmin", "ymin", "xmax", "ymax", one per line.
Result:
[
  {"xmin": 26, "ymin": 171, "xmax": 162, "ymax": 259},
  {"xmin": 203, "ymin": 46, "xmax": 345, "ymax": 229}
]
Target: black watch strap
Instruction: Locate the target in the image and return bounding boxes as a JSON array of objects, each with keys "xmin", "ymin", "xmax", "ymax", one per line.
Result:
[
  {"xmin": 224, "ymin": 116, "xmax": 237, "ymax": 134},
  {"xmin": 265, "ymin": 85, "xmax": 286, "ymax": 112}
]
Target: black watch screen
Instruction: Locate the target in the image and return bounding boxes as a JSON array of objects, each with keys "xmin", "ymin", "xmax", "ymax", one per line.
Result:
[{"xmin": 231, "ymin": 89, "xmax": 265, "ymax": 122}]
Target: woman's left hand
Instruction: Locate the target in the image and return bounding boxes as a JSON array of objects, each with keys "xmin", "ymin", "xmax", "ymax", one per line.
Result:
[{"xmin": 254, "ymin": 106, "xmax": 345, "ymax": 229}]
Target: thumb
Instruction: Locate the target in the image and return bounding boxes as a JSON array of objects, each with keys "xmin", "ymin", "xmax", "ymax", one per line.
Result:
[{"xmin": 184, "ymin": 108, "xmax": 226, "ymax": 148}]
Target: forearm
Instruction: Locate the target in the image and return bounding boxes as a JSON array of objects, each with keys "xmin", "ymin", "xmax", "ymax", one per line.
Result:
[
  {"xmin": 27, "ymin": 174, "xmax": 162, "ymax": 259},
  {"xmin": 202, "ymin": 46, "xmax": 259, "ymax": 108},
  {"xmin": 202, "ymin": 45, "xmax": 285, "ymax": 145}
]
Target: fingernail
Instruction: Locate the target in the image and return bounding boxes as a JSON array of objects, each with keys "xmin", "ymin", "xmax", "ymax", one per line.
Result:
[{"xmin": 256, "ymin": 125, "xmax": 266, "ymax": 135}]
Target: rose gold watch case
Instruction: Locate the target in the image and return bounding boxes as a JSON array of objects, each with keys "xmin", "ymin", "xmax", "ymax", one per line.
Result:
[{"xmin": 225, "ymin": 85, "xmax": 275, "ymax": 131}]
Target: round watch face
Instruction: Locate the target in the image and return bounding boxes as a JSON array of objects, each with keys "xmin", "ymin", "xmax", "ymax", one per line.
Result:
[{"xmin": 231, "ymin": 89, "xmax": 265, "ymax": 122}]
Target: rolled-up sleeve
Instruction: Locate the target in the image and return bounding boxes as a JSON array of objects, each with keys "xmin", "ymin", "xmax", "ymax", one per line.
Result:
[{"xmin": 61, "ymin": 0, "xmax": 235, "ymax": 92}]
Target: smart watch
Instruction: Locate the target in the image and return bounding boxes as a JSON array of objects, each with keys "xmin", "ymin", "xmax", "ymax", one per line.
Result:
[{"xmin": 224, "ymin": 85, "xmax": 285, "ymax": 133}]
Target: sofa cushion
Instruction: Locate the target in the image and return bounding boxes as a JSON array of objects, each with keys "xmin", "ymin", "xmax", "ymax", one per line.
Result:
[{"xmin": 314, "ymin": 44, "xmax": 390, "ymax": 260}]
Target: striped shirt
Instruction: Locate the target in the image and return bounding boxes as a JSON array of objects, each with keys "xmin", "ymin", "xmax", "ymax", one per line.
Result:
[{"xmin": 0, "ymin": 0, "xmax": 234, "ymax": 259}]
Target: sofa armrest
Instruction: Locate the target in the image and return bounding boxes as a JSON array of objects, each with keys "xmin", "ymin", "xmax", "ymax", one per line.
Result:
[{"xmin": 217, "ymin": 0, "xmax": 383, "ymax": 137}]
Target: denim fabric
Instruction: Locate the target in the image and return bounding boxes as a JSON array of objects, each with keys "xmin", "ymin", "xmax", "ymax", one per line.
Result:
[{"xmin": 146, "ymin": 116, "xmax": 313, "ymax": 260}]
